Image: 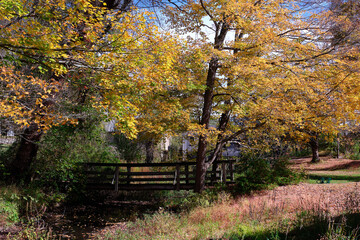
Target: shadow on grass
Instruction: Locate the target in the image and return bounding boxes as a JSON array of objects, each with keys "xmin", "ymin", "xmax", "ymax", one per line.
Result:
[
  {"xmin": 225, "ymin": 213, "xmax": 360, "ymax": 240},
  {"xmin": 308, "ymin": 174, "xmax": 360, "ymax": 182}
]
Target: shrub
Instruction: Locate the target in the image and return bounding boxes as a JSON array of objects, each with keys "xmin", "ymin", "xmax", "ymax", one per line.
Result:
[
  {"xmin": 349, "ymin": 142, "xmax": 360, "ymax": 160},
  {"xmin": 33, "ymin": 121, "xmax": 118, "ymax": 194},
  {"xmin": 235, "ymin": 155, "xmax": 301, "ymax": 194},
  {"xmin": 235, "ymin": 156, "xmax": 273, "ymax": 193},
  {"xmin": 0, "ymin": 139, "xmax": 19, "ymax": 182},
  {"xmin": 292, "ymin": 147, "xmax": 312, "ymax": 158},
  {"xmin": 272, "ymin": 157, "xmax": 302, "ymax": 186}
]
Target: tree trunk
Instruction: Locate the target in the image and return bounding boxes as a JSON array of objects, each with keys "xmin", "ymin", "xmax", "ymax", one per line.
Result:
[
  {"xmin": 195, "ymin": 28, "xmax": 240, "ymax": 192},
  {"xmin": 310, "ymin": 136, "xmax": 320, "ymax": 163},
  {"xmin": 195, "ymin": 57, "xmax": 219, "ymax": 192},
  {"xmin": 9, "ymin": 124, "xmax": 42, "ymax": 182},
  {"xmin": 195, "ymin": 135, "xmax": 208, "ymax": 192},
  {"xmin": 336, "ymin": 133, "xmax": 340, "ymax": 159},
  {"xmin": 195, "ymin": 22, "xmax": 229, "ymax": 192},
  {"xmin": 161, "ymin": 150, "xmax": 168, "ymax": 162},
  {"xmin": 145, "ymin": 140, "xmax": 155, "ymax": 163}
]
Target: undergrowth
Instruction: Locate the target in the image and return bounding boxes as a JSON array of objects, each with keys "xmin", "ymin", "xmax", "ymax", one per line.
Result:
[
  {"xmin": 0, "ymin": 183, "xmax": 61, "ymax": 239},
  {"xmin": 94, "ymin": 184, "xmax": 360, "ymax": 240},
  {"xmin": 235, "ymin": 155, "xmax": 303, "ymax": 194}
]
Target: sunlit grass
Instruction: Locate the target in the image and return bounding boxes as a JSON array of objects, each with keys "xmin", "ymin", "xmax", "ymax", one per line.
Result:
[
  {"xmin": 305, "ymin": 179, "xmax": 353, "ymax": 184},
  {"xmin": 94, "ymin": 183, "xmax": 360, "ymax": 240},
  {"xmin": 307, "ymin": 173, "xmax": 360, "ymax": 182}
]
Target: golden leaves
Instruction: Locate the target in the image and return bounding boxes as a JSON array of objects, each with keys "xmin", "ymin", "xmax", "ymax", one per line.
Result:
[
  {"xmin": 162, "ymin": 0, "xmax": 360, "ymax": 148},
  {"xmin": 0, "ymin": 66, "xmax": 69, "ymax": 131}
]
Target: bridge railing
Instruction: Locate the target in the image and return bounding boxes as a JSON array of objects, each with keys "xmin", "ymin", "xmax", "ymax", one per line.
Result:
[{"xmin": 83, "ymin": 160, "xmax": 235, "ymax": 191}]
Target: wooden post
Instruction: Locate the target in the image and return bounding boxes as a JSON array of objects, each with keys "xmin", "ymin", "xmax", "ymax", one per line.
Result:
[
  {"xmin": 127, "ymin": 166, "xmax": 131, "ymax": 185},
  {"xmin": 229, "ymin": 161, "xmax": 234, "ymax": 182},
  {"xmin": 176, "ymin": 164, "xmax": 180, "ymax": 191},
  {"xmin": 185, "ymin": 165, "xmax": 189, "ymax": 184},
  {"xmin": 115, "ymin": 166, "xmax": 119, "ymax": 191},
  {"xmin": 222, "ymin": 162, "xmax": 227, "ymax": 183}
]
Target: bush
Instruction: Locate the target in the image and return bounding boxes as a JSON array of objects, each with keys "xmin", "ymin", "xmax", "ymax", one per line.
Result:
[
  {"xmin": 33, "ymin": 120, "xmax": 119, "ymax": 198},
  {"xmin": 235, "ymin": 155, "xmax": 301, "ymax": 194},
  {"xmin": 291, "ymin": 146, "xmax": 312, "ymax": 158},
  {"xmin": 272, "ymin": 157, "xmax": 301, "ymax": 186},
  {"xmin": 235, "ymin": 156, "xmax": 273, "ymax": 193},
  {"xmin": 349, "ymin": 142, "xmax": 360, "ymax": 160},
  {"xmin": 0, "ymin": 183, "xmax": 65, "ymax": 221}
]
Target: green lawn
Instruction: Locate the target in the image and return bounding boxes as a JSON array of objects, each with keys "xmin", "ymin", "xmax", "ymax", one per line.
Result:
[
  {"xmin": 305, "ymin": 178, "xmax": 354, "ymax": 184},
  {"xmin": 305, "ymin": 173, "xmax": 360, "ymax": 184}
]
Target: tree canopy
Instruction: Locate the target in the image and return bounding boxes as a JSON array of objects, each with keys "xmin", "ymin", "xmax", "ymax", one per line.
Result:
[
  {"xmin": 159, "ymin": 0, "xmax": 360, "ymax": 191},
  {"xmin": 1, "ymin": 0, "xmax": 360, "ymax": 190}
]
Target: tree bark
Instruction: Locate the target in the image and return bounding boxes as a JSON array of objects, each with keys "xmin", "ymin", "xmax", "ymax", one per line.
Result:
[
  {"xmin": 195, "ymin": 58, "xmax": 218, "ymax": 192},
  {"xmin": 310, "ymin": 135, "xmax": 320, "ymax": 163},
  {"xmin": 336, "ymin": 133, "xmax": 340, "ymax": 159},
  {"xmin": 9, "ymin": 124, "xmax": 42, "ymax": 182},
  {"xmin": 195, "ymin": 21, "xmax": 229, "ymax": 192},
  {"xmin": 145, "ymin": 140, "xmax": 155, "ymax": 163},
  {"xmin": 161, "ymin": 150, "xmax": 168, "ymax": 162}
]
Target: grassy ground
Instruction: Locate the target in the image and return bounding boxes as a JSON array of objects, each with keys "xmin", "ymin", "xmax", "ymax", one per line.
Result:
[
  {"xmin": 93, "ymin": 183, "xmax": 360, "ymax": 240},
  {"xmin": 3, "ymin": 157, "xmax": 360, "ymax": 239},
  {"xmin": 291, "ymin": 157, "xmax": 360, "ymax": 184},
  {"xmin": 306, "ymin": 178, "xmax": 353, "ymax": 184},
  {"xmin": 90, "ymin": 157, "xmax": 360, "ymax": 240}
]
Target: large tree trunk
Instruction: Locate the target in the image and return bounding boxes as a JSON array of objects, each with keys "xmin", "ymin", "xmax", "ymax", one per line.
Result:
[
  {"xmin": 9, "ymin": 124, "xmax": 42, "ymax": 182},
  {"xmin": 205, "ymin": 30, "xmax": 242, "ymax": 186},
  {"xmin": 310, "ymin": 136, "xmax": 320, "ymax": 163},
  {"xmin": 195, "ymin": 58, "xmax": 219, "ymax": 192},
  {"xmin": 195, "ymin": 135, "xmax": 209, "ymax": 192},
  {"xmin": 195, "ymin": 22, "xmax": 228, "ymax": 192}
]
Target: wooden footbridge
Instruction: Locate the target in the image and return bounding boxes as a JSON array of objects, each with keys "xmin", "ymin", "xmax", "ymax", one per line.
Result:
[{"xmin": 84, "ymin": 160, "xmax": 235, "ymax": 191}]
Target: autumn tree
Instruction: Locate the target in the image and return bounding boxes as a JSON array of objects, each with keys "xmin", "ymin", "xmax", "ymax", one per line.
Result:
[
  {"xmin": 160, "ymin": 0, "xmax": 360, "ymax": 192},
  {"xmin": 0, "ymin": 0, "xmax": 189, "ymax": 179},
  {"xmin": 280, "ymin": 0, "xmax": 360, "ymax": 163}
]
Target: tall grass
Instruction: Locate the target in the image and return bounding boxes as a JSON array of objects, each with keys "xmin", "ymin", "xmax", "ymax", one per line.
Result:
[
  {"xmin": 95, "ymin": 183, "xmax": 360, "ymax": 240},
  {"xmin": 0, "ymin": 184, "xmax": 58, "ymax": 239}
]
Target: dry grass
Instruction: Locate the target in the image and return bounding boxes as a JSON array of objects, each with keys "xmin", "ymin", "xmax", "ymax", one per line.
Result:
[
  {"xmin": 291, "ymin": 157, "xmax": 360, "ymax": 173},
  {"xmin": 92, "ymin": 158, "xmax": 360, "ymax": 239},
  {"xmin": 93, "ymin": 182, "xmax": 360, "ymax": 239}
]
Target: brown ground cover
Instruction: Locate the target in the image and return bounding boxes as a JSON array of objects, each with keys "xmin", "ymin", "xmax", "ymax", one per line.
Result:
[
  {"xmin": 91, "ymin": 158, "xmax": 360, "ymax": 239},
  {"xmin": 238, "ymin": 182, "xmax": 360, "ymax": 218},
  {"xmin": 7, "ymin": 158, "xmax": 360, "ymax": 239},
  {"xmin": 92, "ymin": 182, "xmax": 360, "ymax": 239},
  {"xmin": 290, "ymin": 157, "xmax": 360, "ymax": 176}
]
